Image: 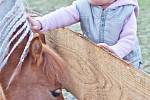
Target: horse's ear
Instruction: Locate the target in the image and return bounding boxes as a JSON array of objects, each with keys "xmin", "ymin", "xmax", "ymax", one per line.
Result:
[
  {"xmin": 29, "ymin": 34, "xmax": 43, "ymax": 64},
  {"xmin": 39, "ymin": 33, "xmax": 46, "ymax": 44}
]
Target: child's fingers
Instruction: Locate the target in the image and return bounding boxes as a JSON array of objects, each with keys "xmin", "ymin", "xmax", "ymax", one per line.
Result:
[
  {"xmin": 32, "ymin": 26, "xmax": 39, "ymax": 30},
  {"xmin": 97, "ymin": 43, "xmax": 114, "ymax": 53},
  {"xmin": 27, "ymin": 16, "xmax": 43, "ymax": 34},
  {"xmin": 27, "ymin": 16, "xmax": 41, "ymax": 30},
  {"xmin": 97, "ymin": 43, "xmax": 108, "ymax": 48}
]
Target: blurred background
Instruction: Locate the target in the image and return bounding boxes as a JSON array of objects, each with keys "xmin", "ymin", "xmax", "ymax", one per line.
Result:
[{"xmin": 24, "ymin": 0, "xmax": 150, "ymax": 73}]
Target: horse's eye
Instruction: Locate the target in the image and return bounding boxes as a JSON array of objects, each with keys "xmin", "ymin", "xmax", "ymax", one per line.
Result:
[{"xmin": 50, "ymin": 88, "xmax": 62, "ymax": 97}]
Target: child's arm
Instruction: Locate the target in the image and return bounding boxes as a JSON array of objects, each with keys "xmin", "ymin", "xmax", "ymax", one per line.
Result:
[
  {"xmin": 36, "ymin": 4, "xmax": 79, "ymax": 32},
  {"xmin": 109, "ymin": 11, "xmax": 137, "ymax": 58}
]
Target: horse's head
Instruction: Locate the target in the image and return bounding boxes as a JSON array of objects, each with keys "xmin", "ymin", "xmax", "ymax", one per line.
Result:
[
  {"xmin": 33, "ymin": 34, "xmax": 65, "ymax": 91},
  {"xmin": 3, "ymin": 34, "xmax": 66, "ymax": 100}
]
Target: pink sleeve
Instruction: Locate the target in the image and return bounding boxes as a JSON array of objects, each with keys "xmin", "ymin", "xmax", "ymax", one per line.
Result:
[
  {"xmin": 36, "ymin": 4, "xmax": 79, "ymax": 31},
  {"xmin": 110, "ymin": 11, "xmax": 137, "ymax": 58}
]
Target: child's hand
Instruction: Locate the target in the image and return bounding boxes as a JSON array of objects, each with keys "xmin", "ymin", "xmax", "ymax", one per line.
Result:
[
  {"xmin": 28, "ymin": 16, "xmax": 42, "ymax": 33},
  {"xmin": 97, "ymin": 43, "xmax": 115, "ymax": 54}
]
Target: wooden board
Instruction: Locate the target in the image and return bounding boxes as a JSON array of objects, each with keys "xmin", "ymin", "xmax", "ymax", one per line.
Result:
[{"xmin": 45, "ymin": 28, "xmax": 150, "ymax": 100}]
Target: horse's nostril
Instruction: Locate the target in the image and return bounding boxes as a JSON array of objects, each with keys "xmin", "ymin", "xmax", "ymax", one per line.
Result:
[{"xmin": 50, "ymin": 89, "xmax": 62, "ymax": 97}]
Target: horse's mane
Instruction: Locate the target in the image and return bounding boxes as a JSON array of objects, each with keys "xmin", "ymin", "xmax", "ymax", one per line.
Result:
[
  {"xmin": 0, "ymin": 0, "xmax": 34, "ymax": 89},
  {"xmin": 0, "ymin": 0, "xmax": 4, "ymax": 5},
  {"xmin": 0, "ymin": 0, "xmax": 31, "ymax": 69},
  {"xmin": 0, "ymin": 0, "xmax": 66, "ymax": 91}
]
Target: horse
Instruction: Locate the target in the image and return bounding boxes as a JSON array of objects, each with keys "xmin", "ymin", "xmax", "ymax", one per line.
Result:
[{"xmin": 0, "ymin": 0, "xmax": 67, "ymax": 99}]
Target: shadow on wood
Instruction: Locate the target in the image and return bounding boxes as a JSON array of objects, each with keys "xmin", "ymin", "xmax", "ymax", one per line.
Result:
[{"xmin": 45, "ymin": 28, "xmax": 150, "ymax": 100}]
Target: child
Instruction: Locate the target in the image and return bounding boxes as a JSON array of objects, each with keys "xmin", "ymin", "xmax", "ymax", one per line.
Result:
[{"xmin": 29, "ymin": 0, "xmax": 142, "ymax": 69}]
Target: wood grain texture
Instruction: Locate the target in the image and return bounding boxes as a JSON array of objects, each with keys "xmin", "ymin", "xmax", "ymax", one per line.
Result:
[{"xmin": 45, "ymin": 28, "xmax": 150, "ymax": 100}]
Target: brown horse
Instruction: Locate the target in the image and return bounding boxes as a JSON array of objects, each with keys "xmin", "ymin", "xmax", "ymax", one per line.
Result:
[{"xmin": 0, "ymin": 31, "xmax": 66, "ymax": 100}]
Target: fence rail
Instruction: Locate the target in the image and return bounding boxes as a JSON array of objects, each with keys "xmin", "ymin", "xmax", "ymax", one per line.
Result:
[{"xmin": 45, "ymin": 29, "xmax": 150, "ymax": 100}]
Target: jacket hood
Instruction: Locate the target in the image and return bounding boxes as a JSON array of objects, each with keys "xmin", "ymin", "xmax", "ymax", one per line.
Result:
[{"xmin": 109, "ymin": 0, "xmax": 139, "ymax": 16}]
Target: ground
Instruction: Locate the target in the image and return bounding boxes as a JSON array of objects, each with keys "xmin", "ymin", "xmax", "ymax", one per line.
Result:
[{"xmin": 25, "ymin": 0, "xmax": 150, "ymax": 73}]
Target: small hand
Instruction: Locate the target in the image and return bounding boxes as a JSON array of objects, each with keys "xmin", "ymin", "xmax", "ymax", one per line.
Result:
[
  {"xmin": 28, "ymin": 16, "xmax": 42, "ymax": 33},
  {"xmin": 97, "ymin": 43, "xmax": 115, "ymax": 54}
]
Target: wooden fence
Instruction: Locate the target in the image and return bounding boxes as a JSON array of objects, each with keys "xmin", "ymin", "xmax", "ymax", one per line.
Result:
[{"xmin": 45, "ymin": 28, "xmax": 150, "ymax": 100}]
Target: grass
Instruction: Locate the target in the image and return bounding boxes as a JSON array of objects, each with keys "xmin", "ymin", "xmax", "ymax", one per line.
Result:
[
  {"xmin": 25, "ymin": 0, "xmax": 150, "ymax": 73},
  {"xmin": 138, "ymin": 0, "xmax": 150, "ymax": 73},
  {"xmin": 24, "ymin": 0, "xmax": 74, "ymax": 14}
]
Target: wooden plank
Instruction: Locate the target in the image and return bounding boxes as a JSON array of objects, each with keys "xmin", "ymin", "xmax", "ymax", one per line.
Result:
[{"xmin": 45, "ymin": 28, "xmax": 150, "ymax": 100}]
